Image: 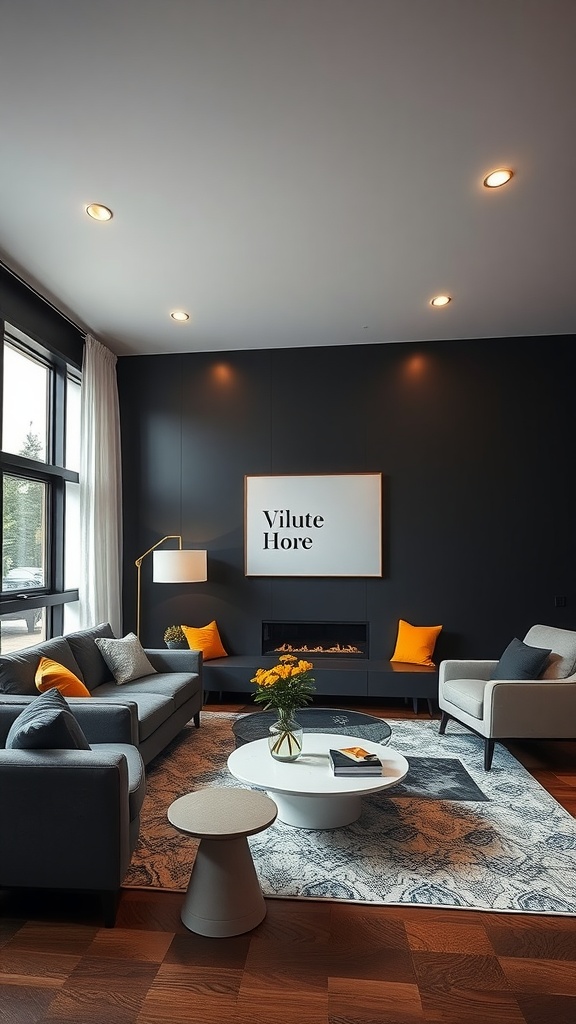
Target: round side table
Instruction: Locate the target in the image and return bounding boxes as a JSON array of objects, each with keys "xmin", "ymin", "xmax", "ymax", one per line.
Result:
[{"xmin": 167, "ymin": 787, "xmax": 277, "ymax": 937}]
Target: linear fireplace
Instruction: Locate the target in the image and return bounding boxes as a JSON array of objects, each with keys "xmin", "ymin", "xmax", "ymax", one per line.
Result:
[{"xmin": 262, "ymin": 621, "xmax": 368, "ymax": 658}]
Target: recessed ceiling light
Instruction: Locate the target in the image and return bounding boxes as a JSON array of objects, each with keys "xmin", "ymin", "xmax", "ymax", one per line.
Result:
[
  {"xmin": 430, "ymin": 294, "xmax": 452, "ymax": 307},
  {"xmin": 85, "ymin": 203, "xmax": 113, "ymax": 221},
  {"xmin": 483, "ymin": 168, "xmax": 514, "ymax": 188},
  {"xmin": 170, "ymin": 310, "xmax": 190, "ymax": 322}
]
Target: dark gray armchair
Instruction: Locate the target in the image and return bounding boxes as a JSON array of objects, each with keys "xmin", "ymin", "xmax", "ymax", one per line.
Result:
[{"xmin": 0, "ymin": 695, "xmax": 145, "ymax": 925}]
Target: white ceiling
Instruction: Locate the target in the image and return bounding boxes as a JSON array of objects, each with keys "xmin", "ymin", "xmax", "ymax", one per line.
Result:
[{"xmin": 1, "ymin": 0, "xmax": 575, "ymax": 358}]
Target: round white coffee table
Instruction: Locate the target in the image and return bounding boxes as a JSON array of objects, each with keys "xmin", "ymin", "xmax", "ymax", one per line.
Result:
[{"xmin": 227, "ymin": 732, "xmax": 409, "ymax": 829}]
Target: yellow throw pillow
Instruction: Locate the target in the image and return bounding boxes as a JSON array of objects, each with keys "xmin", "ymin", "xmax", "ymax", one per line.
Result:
[
  {"xmin": 181, "ymin": 621, "xmax": 228, "ymax": 661},
  {"xmin": 391, "ymin": 619, "xmax": 442, "ymax": 667},
  {"xmin": 35, "ymin": 657, "xmax": 91, "ymax": 697}
]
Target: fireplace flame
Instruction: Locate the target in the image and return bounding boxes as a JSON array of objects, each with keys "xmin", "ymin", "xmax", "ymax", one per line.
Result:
[{"xmin": 274, "ymin": 642, "xmax": 363, "ymax": 655}]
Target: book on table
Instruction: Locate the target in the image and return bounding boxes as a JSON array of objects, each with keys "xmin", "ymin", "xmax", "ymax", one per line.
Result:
[{"xmin": 329, "ymin": 746, "xmax": 383, "ymax": 776}]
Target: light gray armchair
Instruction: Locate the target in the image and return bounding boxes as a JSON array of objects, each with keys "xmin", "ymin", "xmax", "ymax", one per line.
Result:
[{"xmin": 438, "ymin": 624, "xmax": 576, "ymax": 770}]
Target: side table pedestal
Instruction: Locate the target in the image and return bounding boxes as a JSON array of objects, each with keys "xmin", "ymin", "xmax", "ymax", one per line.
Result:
[{"xmin": 167, "ymin": 787, "xmax": 277, "ymax": 937}]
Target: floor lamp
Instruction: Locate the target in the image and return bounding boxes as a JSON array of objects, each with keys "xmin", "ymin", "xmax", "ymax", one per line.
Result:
[{"xmin": 135, "ymin": 535, "xmax": 207, "ymax": 638}]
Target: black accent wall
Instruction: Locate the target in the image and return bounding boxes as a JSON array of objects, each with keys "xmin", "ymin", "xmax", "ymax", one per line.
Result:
[{"xmin": 117, "ymin": 335, "xmax": 575, "ymax": 662}]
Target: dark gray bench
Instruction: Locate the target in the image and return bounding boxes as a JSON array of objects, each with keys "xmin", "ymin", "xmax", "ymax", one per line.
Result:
[{"xmin": 203, "ymin": 655, "xmax": 437, "ymax": 713}]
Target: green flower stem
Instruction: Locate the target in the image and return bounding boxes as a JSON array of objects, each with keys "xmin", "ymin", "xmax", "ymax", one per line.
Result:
[{"xmin": 270, "ymin": 728, "xmax": 303, "ymax": 756}]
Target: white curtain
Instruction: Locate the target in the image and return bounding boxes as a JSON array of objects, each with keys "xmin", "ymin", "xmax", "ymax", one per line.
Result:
[{"xmin": 79, "ymin": 334, "xmax": 123, "ymax": 635}]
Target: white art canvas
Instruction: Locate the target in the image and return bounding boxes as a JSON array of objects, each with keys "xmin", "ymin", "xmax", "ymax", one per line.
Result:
[{"xmin": 245, "ymin": 474, "xmax": 382, "ymax": 577}]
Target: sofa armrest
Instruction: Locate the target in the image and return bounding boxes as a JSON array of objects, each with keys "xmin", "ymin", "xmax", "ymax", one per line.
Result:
[
  {"xmin": 64, "ymin": 699, "xmax": 139, "ymax": 744},
  {"xmin": 439, "ymin": 660, "xmax": 497, "ymax": 685},
  {"xmin": 0, "ymin": 697, "xmax": 139, "ymax": 746},
  {"xmin": 0, "ymin": 696, "xmax": 139, "ymax": 745},
  {"xmin": 0, "ymin": 749, "xmax": 133, "ymax": 890},
  {"xmin": 144, "ymin": 647, "xmax": 203, "ymax": 677}
]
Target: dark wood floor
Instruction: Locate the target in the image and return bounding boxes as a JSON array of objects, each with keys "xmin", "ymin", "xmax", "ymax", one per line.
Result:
[{"xmin": 2, "ymin": 700, "xmax": 576, "ymax": 1024}]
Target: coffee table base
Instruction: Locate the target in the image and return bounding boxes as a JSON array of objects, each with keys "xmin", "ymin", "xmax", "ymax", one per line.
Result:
[{"xmin": 269, "ymin": 791, "xmax": 362, "ymax": 829}]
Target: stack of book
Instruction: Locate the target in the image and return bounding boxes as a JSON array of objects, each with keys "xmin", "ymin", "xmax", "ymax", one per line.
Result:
[{"xmin": 329, "ymin": 745, "xmax": 383, "ymax": 776}]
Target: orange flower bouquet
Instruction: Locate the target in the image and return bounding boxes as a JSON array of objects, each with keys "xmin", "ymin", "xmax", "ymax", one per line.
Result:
[{"xmin": 250, "ymin": 654, "xmax": 315, "ymax": 760}]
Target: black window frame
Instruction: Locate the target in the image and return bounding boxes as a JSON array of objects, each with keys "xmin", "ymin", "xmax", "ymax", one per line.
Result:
[{"xmin": 0, "ymin": 321, "xmax": 80, "ymax": 638}]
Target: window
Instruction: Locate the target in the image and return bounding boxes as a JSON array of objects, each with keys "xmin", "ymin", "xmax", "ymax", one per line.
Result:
[
  {"xmin": 2, "ymin": 342, "xmax": 49, "ymax": 462},
  {"xmin": 0, "ymin": 323, "xmax": 80, "ymax": 653}
]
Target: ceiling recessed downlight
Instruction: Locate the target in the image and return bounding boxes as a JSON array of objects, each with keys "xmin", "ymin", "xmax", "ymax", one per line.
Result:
[
  {"xmin": 170, "ymin": 310, "xmax": 190, "ymax": 322},
  {"xmin": 430, "ymin": 294, "xmax": 452, "ymax": 307},
  {"xmin": 85, "ymin": 203, "xmax": 113, "ymax": 221},
  {"xmin": 483, "ymin": 168, "xmax": 514, "ymax": 188}
]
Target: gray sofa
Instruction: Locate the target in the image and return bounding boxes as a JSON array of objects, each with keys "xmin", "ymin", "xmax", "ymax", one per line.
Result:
[
  {"xmin": 0, "ymin": 695, "xmax": 145, "ymax": 925},
  {"xmin": 0, "ymin": 623, "xmax": 203, "ymax": 924},
  {"xmin": 0, "ymin": 621, "xmax": 204, "ymax": 765}
]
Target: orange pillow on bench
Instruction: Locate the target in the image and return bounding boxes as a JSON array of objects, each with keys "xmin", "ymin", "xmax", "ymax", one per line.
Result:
[
  {"xmin": 181, "ymin": 621, "xmax": 228, "ymax": 661},
  {"xmin": 391, "ymin": 619, "xmax": 442, "ymax": 667}
]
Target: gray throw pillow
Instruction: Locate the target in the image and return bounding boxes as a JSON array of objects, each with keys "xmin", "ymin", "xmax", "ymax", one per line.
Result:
[
  {"xmin": 6, "ymin": 689, "xmax": 90, "ymax": 750},
  {"xmin": 491, "ymin": 637, "xmax": 552, "ymax": 681},
  {"xmin": 94, "ymin": 632, "xmax": 157, "ymax": 685}
]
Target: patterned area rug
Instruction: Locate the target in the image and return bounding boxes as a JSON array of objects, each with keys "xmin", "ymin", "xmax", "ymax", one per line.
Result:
[{"xmin": 124, "ymin": 713, "xmax": 576, "ymax": 914}]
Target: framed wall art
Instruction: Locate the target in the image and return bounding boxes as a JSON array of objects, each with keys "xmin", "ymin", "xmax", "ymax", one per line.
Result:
[{"xmin": 244, "ymin": 473, "xmax": 382, "ymax": 577}]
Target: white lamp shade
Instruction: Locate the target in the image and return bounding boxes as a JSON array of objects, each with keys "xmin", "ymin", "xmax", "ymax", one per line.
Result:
[{"xmin": 152, "ymin": 549, "xmax": 207, "ymax": 583}]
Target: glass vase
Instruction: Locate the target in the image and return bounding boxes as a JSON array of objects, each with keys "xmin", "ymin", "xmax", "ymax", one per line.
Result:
[{"xmin": 268, "ymin": 713, "xmax": 303, "ymax": 762}]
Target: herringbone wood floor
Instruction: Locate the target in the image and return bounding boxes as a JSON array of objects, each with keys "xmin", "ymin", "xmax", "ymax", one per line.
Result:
[{"xmin": 2, "ymin": 700, "xmax": 576, "ymax": 1024}]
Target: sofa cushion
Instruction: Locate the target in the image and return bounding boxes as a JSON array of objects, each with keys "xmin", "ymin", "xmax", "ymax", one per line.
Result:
[
  {"xmin": 524, "ymin": 624, "xmax": 576, "ymax": 680},
  {"xmin": 442, "ymin": 678, "xmax": 486, "ymax": 720},
  {"xmin": 491, "ymin": 637, "xmax": 551, "ymax": 681},
  {"xmin": 6, "ymin": 689, "xmax": 91, "ymax": 750},
  {"xmin": 35, "ymin": 657, "xmax": 91, "ymax": 698},
  {"xmin": 0, "ymin": 638, "xmax": 84, "ymax": 696},
  {"xmin": 111, "ymin": 672, "xmax": 201, "ymax": 711},
  {"xmin": 182, "ymin": 620, "xmax": 227, "ymax": 660},
  {"xmin": 95, "ymin": 633, "xmax": 157, "ymax": 685},
  {"xmin": 65, "ymin": 623, "xmax": 116, "ymax": 690},
  {"xmin": 89, "ymin": 686, "xmax": 176, "ymax": 742}
]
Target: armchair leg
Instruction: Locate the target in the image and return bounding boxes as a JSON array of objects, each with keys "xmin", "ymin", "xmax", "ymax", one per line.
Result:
[
  {"xmin": 193, "ymin": 711, "xmax": 200, "ymax": 728},
  {"xmin": 439, "ymin": 711, "xmax": 451, "ymax": 735},
  {"xmin": 484, "ymin": 739, "xmax": 495, "ymax": 772}
]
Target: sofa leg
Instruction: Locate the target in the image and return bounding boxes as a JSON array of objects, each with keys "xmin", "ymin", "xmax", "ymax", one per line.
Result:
[
  {"xmin": 438, "ymin": 711, "xmax": 451, "ymax": 735},
  {"xmin": 101, "ymin": 890, "xmax": 119, "ymax": 927},
  {"xmin": 484, "ymin": 739, "xmax": 495, "ymax": 771},
  {"xmin": 193, "ymin": 711, "xmax": 200, "ymax": 728}
]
